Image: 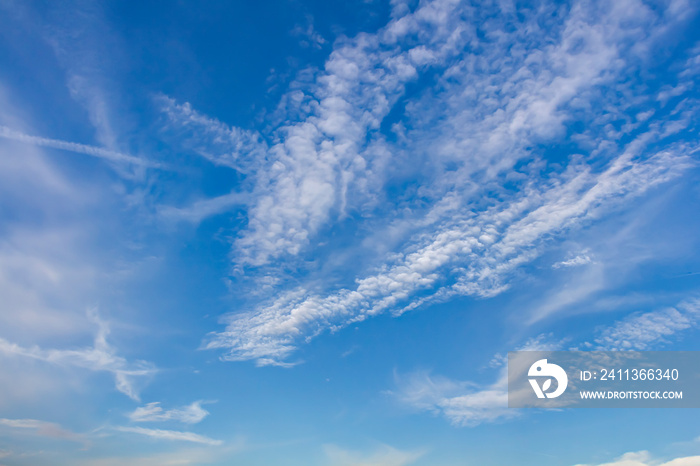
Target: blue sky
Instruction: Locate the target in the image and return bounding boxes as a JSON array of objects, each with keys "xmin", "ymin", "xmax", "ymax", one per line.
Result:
[{"xmin": 0, "ymin": 0, "xmax": 699, "ymax": 464}]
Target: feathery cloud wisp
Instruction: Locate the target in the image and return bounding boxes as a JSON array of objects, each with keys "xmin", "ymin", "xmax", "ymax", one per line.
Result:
[
  {"xmin": 0, "ymin": 125, "xmax": 163, "ymax": 168},
  {"xmin": 206, "ymin": 144, "xmax": 693, "ymax": 365},
  {"xmin": 115, "ymin": 426, "xmax": 223, "ymax": 446},
  {"xmin": 199, "ymin": 0, "xmax": 698, "ymax": 365},
  {"xmin": 324, "ymin": 444, "xmax": 424, "ymax": 466},
  {"xmin": 593, "ymin": 299, "xmax": 700, "ymax": 350},
  {"xmin": 0, "ymin": 418, "xmax": 84, "ymax": 444},
  {"xmin": 0, "ymin": 309, "xmax": 155, "ymax": 400},
  {"xmin": 553, "ymin": 253, "xmax": 594, "ymax": 269},
  {"xmin": 573, "ymin": 451, "xmax": 700, "ymax": 466},
  {"xmin": 391, "ymin": 335, "xmax": 564, "ymax": 426},
  {"xmin": 128, "ymin": 401, "xmax": 211, "ymax": 424}
]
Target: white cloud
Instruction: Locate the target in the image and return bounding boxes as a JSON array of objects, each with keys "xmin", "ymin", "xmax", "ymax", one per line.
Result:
[
  {"xmin": 160, "ymin": 0, "xmax": 479, "ymax": 267},
  {"xmin": 573, "ymin": 451, "xmax": 700, "ymax": 466},
  {"xmin": 0, "ymin": 125, "xmax": 162, "ymax": 168},
  {"xmin": 553, "ymin": 253, "xmax": 594, "ymax": 269},
  {"xmin": 115, "ymin": 426, "xmax": 223, "ymax": 446},
  {"xmin": 390, "ymin": 334, "xmax": 563, "ymax": 426},
  {"xmin": 0, "ymin": 308, "xmax": 155, "ymax": 400},
  {"xmin": 0, "ymin": 418, "xmax": 84, "ymax": 444},
  {"xmin": 659, "ymin": 459, "xmax": 700, "ymax": 466},
  {"xmin": 75, "ymin": 448, "xmax": 227, "ymax": 466},
  {"xmin": 33, "ymin": 0, "xmax": 126, "ymax": 156},
  {"xmin": 0, "ymin": 102, "xmax": 159, "ymax": 403},
  {"xmin": 128, "ymin": 401, "xmax": 210, "ymax": 424},
  {"xmin": 291, "ymin": 15, "xmax": 326, "ymax": 49},
  {"xmin": 0, "ymin": 94, "xmax": 163, "ymax": 404},
  {"xmin": 593, "ymin": 299, "xmax": 700, "ymax": 350},
  {"xmin": 206, "ymin": 143, "xmax": 692, "ymax": 365},
  {"xmin": 393, "ymin": 299, "xmax": 700, "ymax": 428},
  {"xmin": 527, "ymin": 263, "xmax": 607, "ymax": 324},
  {"xmin": 74, "ymin": 440, "xmax": 245, "ymax": 466},
  {"xmin": 324, "ymin": 444, "xmax": 424, "ymax": 466},
  {"xmin": 0, "ymin": 225, "xmax": 95, "ymax": 341},
  {"xmin": 156, "ymin": 95, "xmax": 266, "ymax": 174},
  {"xmin": 391, "ymin": 370, "xmax": 515, "ymax": 427},
  {"xmin": 0, "ymin": 85, "xmax": 139, "ymax": 341},
  {"xmin": 198, "ymin": 0, "xmax": 698, "ymax": 365},
  {"xmin": 158, "ymin": 191, "xmax": 247, "ymax": 224}
]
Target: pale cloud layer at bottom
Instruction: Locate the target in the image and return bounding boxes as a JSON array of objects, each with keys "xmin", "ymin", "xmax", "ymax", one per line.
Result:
[{"xmin": 574, "ymin": 451, "xmax": 700, "ymax": 466}]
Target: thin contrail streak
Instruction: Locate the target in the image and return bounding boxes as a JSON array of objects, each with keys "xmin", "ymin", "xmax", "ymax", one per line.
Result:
[{"xmin": 0, "ymin": 125, "xmax": 164, "ymax": 169}]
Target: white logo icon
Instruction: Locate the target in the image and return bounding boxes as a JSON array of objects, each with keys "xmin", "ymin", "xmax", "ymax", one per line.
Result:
[{"xmin": 528, "ymin": 359, "xmax": 568, "ymax": 399}]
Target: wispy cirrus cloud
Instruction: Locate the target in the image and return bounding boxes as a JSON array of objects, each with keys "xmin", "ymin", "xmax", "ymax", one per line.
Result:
[
  {"xmin": 197, "ymin": 0, "xmax": 700, "ymax": 366},
  {"xmin": 553, "ymin": 252, "xmax": 594, "ymax": 269},
  {"xmin": 156, "ymin": 95, "xmax": 267, "ymax": 174},
  {"xmin": 390, "ymin": 335, "xmax": 564, "ymax": 426},
  {"xmin": 324, "ymin": 443, "xmax": 424, "ymax": 466},
  {"xmin": 573, "ymin": 451, "xmax": 700, "ymax": 466},
  {"xmin": 115, "ymin": 426, "xmax": 223, "ymax": 446},
  {"xmin": 128, "ymin": 401, "xmax": 211, "ymax": 424},
  {"xmin": 161, "ymin": 0, "xmax": 482, "ymax": 267},
  {"xmin": 0, "ymin": 125, "xmax": 162, "ymax": 168},
  {"xmin": 158, "ymin": 191, "xmax": 247, "ymax": 224},
  {"xmin": 206, "ymin": 142, "xmax": 693, "ymax": 365},
  {"xmin": 74, "ymin": 447, "xmax": 234, "ymax": 466},
  {"xmin": 394, "ymin": 297, "xmax": 699, "ymax": 428},
  {"xmin": 0, "ymin": 418, "xmax": 85, "ymax": 445},
  {"xmin": 291, "ymin": 15, "xmax": 326, "ymax": 50},
  {"xmin": 0, "ymin": 0, "xmax": 697, "ymax": 463},
  {"xmin": 0, "ymin": 309, "xmax": 155, "ymax": 400},
  {"xmin": 592, "ymin": 299, "xmax": 700, "ymax": 350},
  {"xmin": 390, "ymin": 370, "xmax": 515, "ymax": 427}
]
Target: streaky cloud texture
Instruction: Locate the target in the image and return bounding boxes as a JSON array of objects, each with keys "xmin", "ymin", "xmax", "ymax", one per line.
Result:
[{"xmin": 0, "ymin": 309, "xmax": 155, "ymax": 400}]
